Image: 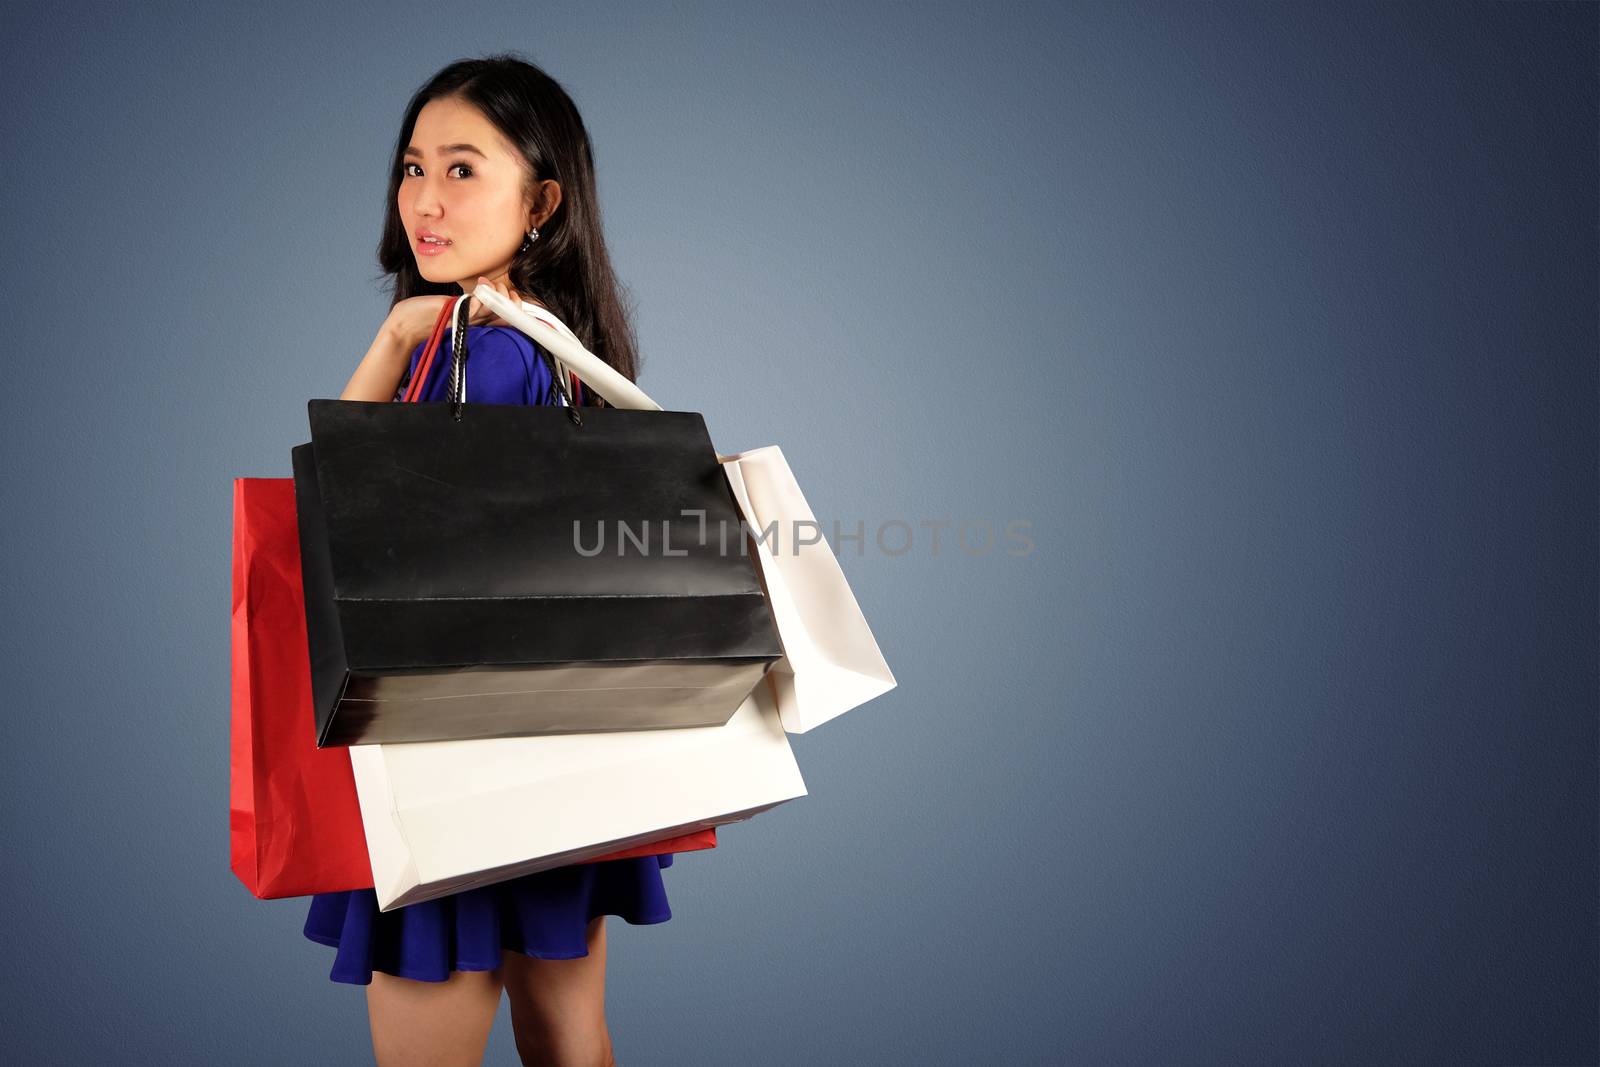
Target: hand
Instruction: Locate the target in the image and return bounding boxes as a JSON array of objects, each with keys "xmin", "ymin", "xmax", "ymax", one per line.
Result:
[
  {"xmin": 380, "ymin": 294, "xmax": 457, "ymax": 354},
  {"xmin": 466, "ymin": 275, "xmax": 523, "ymax": 328}
]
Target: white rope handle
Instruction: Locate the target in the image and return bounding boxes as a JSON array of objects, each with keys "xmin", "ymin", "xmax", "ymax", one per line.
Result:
[{"xmin": 471, "ymin": 283, "xmax": 662, "ymax": 411}]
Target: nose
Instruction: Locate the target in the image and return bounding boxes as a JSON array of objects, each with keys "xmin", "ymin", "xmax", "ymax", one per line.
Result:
[{"xmin": 410, "ymin": 173, "xmax": 444, "ymax": 219}]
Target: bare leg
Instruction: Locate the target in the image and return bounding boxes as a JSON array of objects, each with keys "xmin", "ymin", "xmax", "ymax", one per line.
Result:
[
  {"xmin": 503, "ymin": 916, "xmax": 617, "ymax": 1067},
  {"xmin": 366, "ymin": 965, "xmax": 504, "ymax": 1067}
]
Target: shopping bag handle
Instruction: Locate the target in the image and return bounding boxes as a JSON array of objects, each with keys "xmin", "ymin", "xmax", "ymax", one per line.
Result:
[
  {"xmin": 442, "ymin": 293, "xmax": 581, "ymax": 424},
  {"xmin": 471, "ymin": 283, "xmax": 663, "ymax": 411},
  {"xmin": 403, "ymin": 294, "xmax": 581, "ymax": 423},
  {"xmin": 400, "ymin": 297, "xmax": 458, "ymax": 404}
]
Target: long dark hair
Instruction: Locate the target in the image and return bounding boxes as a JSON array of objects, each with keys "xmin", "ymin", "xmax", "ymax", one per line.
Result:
[{"xmin": 375, "ymin": 53, "xmax": 642, "ymax": 399}]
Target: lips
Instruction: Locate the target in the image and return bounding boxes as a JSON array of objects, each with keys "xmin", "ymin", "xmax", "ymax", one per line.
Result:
[{"xmin": 416, "ymin": 231, "xmax": 453, "ymax": 256}]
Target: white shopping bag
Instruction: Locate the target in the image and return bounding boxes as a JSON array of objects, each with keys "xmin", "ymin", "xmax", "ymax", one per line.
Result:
[
  {"xmin": 471, "ymin": 285, "xmax": 897, "ymax": 734},
  {"xmin": 350, "ymin": 676, "xmax": 806, "ymax": 911},
  {"xmin": 718, "ymin": 446, "xmax": 895, "ymax": 732}
]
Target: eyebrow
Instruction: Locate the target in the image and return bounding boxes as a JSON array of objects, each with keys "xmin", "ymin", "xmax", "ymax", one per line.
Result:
[{"xmin": 403, "ymin": 143, "xmax": 487, "ymax": 158}]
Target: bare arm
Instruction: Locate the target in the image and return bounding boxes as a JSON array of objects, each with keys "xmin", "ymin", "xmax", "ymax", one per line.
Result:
[{"xmin": 340, "ymin": 323, "xmax": 413, "ymax": 402}]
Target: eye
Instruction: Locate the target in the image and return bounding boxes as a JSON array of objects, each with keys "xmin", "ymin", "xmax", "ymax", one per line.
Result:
[{"xmin": 401, "ymin": 162, "xmax": 474, "ymax": 178}]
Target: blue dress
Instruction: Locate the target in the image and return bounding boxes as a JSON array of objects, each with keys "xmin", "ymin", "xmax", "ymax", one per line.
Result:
[{"xmin": 302, "ymin": 319, "xmax": 674, "ymax": 985}]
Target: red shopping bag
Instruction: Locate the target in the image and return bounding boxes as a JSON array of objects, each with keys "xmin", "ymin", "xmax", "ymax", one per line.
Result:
[
  {"xmin": 230, "ymin": 476, "xmax": 370, "ymax": 896},
  {"xmin": 230, "ymin": 306, "xmax": 716, "ymax": 897}
]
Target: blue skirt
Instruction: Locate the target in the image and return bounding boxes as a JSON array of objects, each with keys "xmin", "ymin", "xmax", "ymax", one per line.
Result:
[{"xmin": 303, "ymin": 854, "xmax": 674, "ymax": 985}]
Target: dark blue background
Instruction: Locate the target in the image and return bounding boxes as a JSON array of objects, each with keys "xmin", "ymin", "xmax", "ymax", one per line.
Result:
[{"xmin": 1, "ymin": 2, "xmax": 1593, "ymax": 1064}]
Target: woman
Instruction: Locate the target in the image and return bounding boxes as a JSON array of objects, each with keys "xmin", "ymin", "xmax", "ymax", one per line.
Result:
[{"xmin": 303, "ymin": 54, "xmax": 662, "ymax": 1067}]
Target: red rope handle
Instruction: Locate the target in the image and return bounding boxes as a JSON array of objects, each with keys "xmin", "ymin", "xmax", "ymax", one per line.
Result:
[
  {"xmin": 402, "ymin": 297, "xmax": 458, "ymax": 403},
  {"xmin": 406, "ymin": 298, "xmax": 591, "ymax": 407}
]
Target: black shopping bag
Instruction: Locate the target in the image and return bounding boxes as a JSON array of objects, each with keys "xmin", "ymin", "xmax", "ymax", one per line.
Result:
[{"xmin": 292, "ymin": 397, "xmax": 783, "ymax": 747}]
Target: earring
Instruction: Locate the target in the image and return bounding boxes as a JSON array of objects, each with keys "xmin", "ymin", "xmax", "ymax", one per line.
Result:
[{"xmin": 519, "ymin": 225, "xmax": 540, "ymax": 253}]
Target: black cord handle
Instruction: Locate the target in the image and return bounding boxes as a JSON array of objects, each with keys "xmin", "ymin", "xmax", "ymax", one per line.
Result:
[
  {"xmin": 539, "ymin": 345, "xmax": 583, "ymax": 427},
  {"xmin": 444, "ymin": 294, "xmax": 468, "ymax": 419},
  {"xmin": 445, "ymin": 293, "xmax": 584, "ymax": 426}
]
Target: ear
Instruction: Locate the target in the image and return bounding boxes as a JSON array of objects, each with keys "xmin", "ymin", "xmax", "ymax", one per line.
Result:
[{"xmin": 529, "ymin": 178, "xmax": 563, "ymax": 230}]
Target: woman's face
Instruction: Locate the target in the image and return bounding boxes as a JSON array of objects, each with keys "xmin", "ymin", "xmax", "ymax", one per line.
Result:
[{"xmin": 399, "ymin": 96, "xmax": 556, "ymax": 293}]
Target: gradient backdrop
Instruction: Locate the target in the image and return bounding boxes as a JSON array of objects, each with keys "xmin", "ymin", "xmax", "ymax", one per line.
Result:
[{"xmin": 1, "ymin": 2, "xmax": 1595, "ymax": 1064}]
